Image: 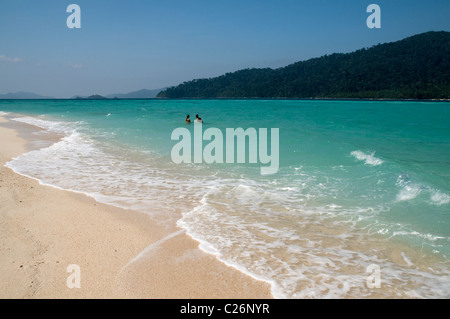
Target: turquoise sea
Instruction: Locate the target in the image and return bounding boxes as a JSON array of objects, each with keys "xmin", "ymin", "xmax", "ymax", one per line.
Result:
[{"xmin": 1, "ymin": 99, "xmax": 449, "ymax": 298}]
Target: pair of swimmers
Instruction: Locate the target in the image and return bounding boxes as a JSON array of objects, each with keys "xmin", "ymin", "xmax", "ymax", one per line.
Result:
[{"xmin": 186, "ymin": 114, "xmax": 202, "ymax": 123}]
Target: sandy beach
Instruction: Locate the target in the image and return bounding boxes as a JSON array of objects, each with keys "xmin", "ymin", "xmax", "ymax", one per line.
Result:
[{"xmin": 0, "ymin": 115, "xmax": 273, "ymax": 299}]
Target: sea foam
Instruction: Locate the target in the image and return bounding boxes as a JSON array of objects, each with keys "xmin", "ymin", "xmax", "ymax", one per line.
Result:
[
  {"xmin": 430, "ymin": 190, "xmax": 450, "ymax": 206},
  {"xmin": 3, "ymin": 102, "xmax": 449, "ymax": 299},
  {"xmin": 351, "ymin": 150, "xmax": 384, "ymax": 166},
  {"xmin": 11, "ymin": 116, "xmax": 79, "ymax": 135}
]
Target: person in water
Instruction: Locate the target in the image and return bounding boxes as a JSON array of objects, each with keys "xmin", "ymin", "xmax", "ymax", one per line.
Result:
[
  {"xmin": 186, "ymin": 114, "xmax": 191, "ymax": 123},
  {"xmin": 195, "ymin": 114, "xmax": 203, "ymax": 123}
]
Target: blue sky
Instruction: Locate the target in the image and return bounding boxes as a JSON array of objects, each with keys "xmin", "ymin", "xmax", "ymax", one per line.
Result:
[{"xmin": 0, "ymin": 0, "xmax": 449, "ymax": 98}]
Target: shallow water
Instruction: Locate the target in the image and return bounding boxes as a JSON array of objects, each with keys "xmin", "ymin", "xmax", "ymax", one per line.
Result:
[{"xmin": 1, "ymin": 99, "xmax": 449, "ymax": 298}]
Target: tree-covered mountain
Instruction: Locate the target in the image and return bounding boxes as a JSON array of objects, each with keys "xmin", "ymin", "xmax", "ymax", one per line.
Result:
[{"xmin": 158, "ymin": 31, "xmax": 450, "ymax": 99}]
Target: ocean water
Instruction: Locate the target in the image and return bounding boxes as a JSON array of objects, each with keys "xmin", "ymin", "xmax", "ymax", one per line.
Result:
[{"xmin": 1, "ymin": 99, "xmax": 449, "ymax": 298}]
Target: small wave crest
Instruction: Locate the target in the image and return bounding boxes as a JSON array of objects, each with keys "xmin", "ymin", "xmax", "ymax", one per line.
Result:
[
  {"xmin": 396, "ymin": 182, "xmax": 422, "ymax": 202},
  {"xmin": 177, "ymin": 180, "xmax": 450, "ymax": 299},
  {"xmin": 5, "ymin": 113, "xmax": 449, "ymax": 299},
  {"xmin": 395, "ymin": 174, "xmax": 449, "ymax": 205},
  {"xmin": 430, "ymin": 190, "xmax": 450, "ymax": 206},
  {"xmin": 351, "ymin": 150, "xmax": 384, "ymax": 166}
]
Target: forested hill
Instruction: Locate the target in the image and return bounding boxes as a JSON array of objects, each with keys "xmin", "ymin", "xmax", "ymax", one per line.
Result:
[{"xmin": 158, "ymin": 31, "xmax": 450, "ymax": 99}]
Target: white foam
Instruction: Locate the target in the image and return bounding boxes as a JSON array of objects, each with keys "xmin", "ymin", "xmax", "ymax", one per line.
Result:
[
  {"xmin": 177, "ymin": 203, "xmax": 284, "ymax": 298},
  {"xmin": 396, "ymin": 184, "xmax": 422, "ymax": 202},
  {"xmin": 430, "ymin": 190, "xmax": 450, "ymax": 206},
  {"xmin": 5, "ymin": 114, "xmax": 450, "ymax": 299},
  {"xmin": 176, "ymin": 182, "xmax": 450, "ymax": 298},
  {"xmin": 391, "ymin": 230, "xmax": 447, "ymax": 243},
  {"xmin": 395, "ymin": 174, "xmax": 423, "ymax": 202},
  {"xmin": 351, "ymin": 150, "xmax": 384, "ymax": 166},
  {"xmin": 395, "ymin": 176, "xmax": 449, "ymax": 205},
  {"xmin": 11, "ymin": 116, "xmax": 78, "ymax": 135},
  {"xmin": 401, "ymin": 252, "xmax": 414, "ymax": 267}
]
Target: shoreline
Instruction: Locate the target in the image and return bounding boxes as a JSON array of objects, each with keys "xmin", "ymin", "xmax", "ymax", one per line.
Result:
[
  {"xmin": 0, "ymin": 115, "xmax": 273, "ymax": 299},
  {"xmin": 1, "ymin": 97, "xmax": 450, "ymax": 102},
  {"xmin": 2, "ymin": 107, "xmax": 448, "ymax": 299}
]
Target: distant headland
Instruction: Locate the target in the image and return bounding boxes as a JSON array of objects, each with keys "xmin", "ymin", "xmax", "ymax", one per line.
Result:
[{"xmin": 158, "ymin": 31, "xmax": 450, "ymax": 100}]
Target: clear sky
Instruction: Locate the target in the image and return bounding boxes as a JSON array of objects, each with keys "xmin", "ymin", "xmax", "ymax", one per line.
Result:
[{"xmin": 1, "ymin": 0, "xmax": 449, "ymax": 98}]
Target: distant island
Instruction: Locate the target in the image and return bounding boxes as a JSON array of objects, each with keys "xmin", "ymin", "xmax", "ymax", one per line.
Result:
[
  {"xmin": 0, "ymin": 88, "xmax": 165, "ymax": 100},
  {"xmin": 157, "ymin": 31, "xmax": 450, "ymax": 100},
  {"xmin": 73, "ymin": 94, "xmax": 107, "ymax": 100},
  {"xmin": 106, "ymin": 88, "xmax": 166, "ymax": 99},
  {"xmin": 0, "ymin": 92, "xmax": 55, "ymax": 99},
  {"xmin": 72, "ymin": 88, "xmax": 165, "ymax": 100}
]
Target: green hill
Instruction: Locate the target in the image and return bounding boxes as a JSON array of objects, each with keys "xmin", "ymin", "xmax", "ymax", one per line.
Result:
[{"xmin": 158, "ymin": 31, "xmax": 450, "ymax": 100}]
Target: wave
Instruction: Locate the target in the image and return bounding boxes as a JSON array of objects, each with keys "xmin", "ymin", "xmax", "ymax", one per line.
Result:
[
  {"xmin": 5, "ymin": 113, "xmax": 450, "ymax": 299},
  {"xmin": 11, "ymin": 116, "xmax": 80, "ymax": 135},
  {"xmin": 391, "ymin": 230, "xmax": 448, "ymax": 243},
  {"xmin": 351, "ymin": 150, "xmax": 384, "ymax": 166},
  {"xmin": 395, "ymin": 174, "xmax": 450, "ymax": 205},
  {"xmin": 396, "ymin": 182, "xmax": 422, "ymax": 202},
  {"xmin": 430, "ymin": 190, "xmax": 450, "ymax": 206},
  {"xmin": 177, "ymin": 180, "xmax": 450, "ymax": 299}
]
